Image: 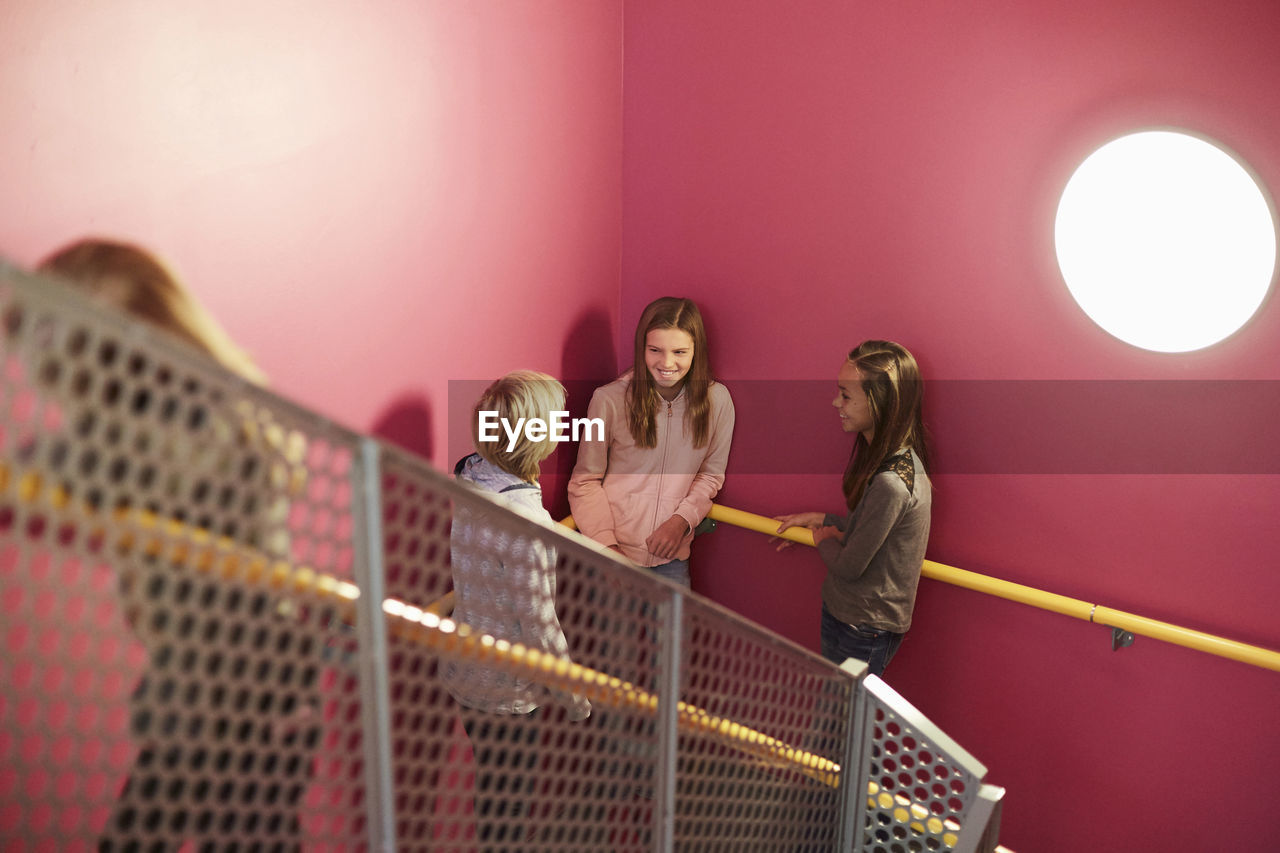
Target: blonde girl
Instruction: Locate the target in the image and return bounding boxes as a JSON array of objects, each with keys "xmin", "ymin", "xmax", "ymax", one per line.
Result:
[{"xmin": 446, "ymin": 370, "xmax": 590, "ymax": 850}]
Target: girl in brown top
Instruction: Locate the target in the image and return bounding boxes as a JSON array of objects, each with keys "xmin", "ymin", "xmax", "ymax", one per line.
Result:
[{"xmin": 775, "ymin": 341, "xmax": 932, "ymax": 676}]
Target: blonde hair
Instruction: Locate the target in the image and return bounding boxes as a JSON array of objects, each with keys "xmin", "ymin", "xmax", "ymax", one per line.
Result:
[
  {"xmin": 37, "ymin": 238, "xmax": 267, "ymax": 385},
  {"xmin": 472, "ymin": 370, "xmax": 566, "ymax": 481}
]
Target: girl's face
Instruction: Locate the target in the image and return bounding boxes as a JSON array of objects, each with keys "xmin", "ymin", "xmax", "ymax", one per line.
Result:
[
  {"xmin": 645, "ymin": 327, "xmax": 695, "ymax": 399},
  {"xmin": 834, "ymin": 361, "xmax": 874, "ymax": 441}
]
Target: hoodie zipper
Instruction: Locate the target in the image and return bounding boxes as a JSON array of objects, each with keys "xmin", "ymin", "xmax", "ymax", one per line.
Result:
[{"xmin": 649, "ymin": 398, "xmax": 674, "ymax": 561}]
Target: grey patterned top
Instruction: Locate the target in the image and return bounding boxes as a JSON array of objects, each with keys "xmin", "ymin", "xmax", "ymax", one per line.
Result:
[{"xmin": 441, "ymin": 454, "xmax": 588, "ymax": 717}]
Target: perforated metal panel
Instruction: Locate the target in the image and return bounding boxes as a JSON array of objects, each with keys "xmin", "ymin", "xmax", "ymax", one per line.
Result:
[
  {"xmin": 1, "ymin": 260, "xmax": 1002, "ymax": 852},
  {"xmin": 0, "ymin": 264, "xmax": 371, "ymax": 851},
  {"xmin": 377, "ymin": 447, "xmax": 459, "ymax": 850},
  {"xmin": 380, "ymin": 442, "xmax": 677, "ymax": 851},
  {"xmin": 376, "ymin": 459, "xmax": 858, "ymax": 851},
  {"xmin": 675, "ymin": 597, "xmax": 849, "ymax": 850},
  {"xmin": 852, "ymin": 676, "xmax": 988, "ymax": 853}
]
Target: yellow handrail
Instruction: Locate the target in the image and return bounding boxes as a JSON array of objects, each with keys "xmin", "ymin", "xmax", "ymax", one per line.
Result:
[
  {"xmin": 693, "ymin": 503, "xmax": 1280, "ymax": 673},
  {"xmin": 0, "ymin": 458, "xmax": 838, "ymax": 788},
  {"xmin": 384, "ymin": 505, "xmax": 1280, "ymax": 676},
  {"xmin": 384, "ymin": 598, "xmax": 841, "ymax": 788},
  {"xmin": 4, "ymin": 458, "xmax": 999, "ymax": 844}
]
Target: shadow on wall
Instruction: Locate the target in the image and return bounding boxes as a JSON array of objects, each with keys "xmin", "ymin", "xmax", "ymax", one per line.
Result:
[
  {"xmin": 560, "ymin": 304, "xmax": 618, "ymax": 383},
  {"xmin": 543, "ymin": 306, "xmax": 618, "ymax": 519},
  {"xmin": 370, "ymin": 394, "xmax": 434, "ymax": 461}
]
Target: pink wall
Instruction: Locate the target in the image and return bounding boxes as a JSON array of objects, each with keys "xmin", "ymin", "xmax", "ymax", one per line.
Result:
[
  {"xmin": 5, "ymin": 0, "xmax": 1280, "ymax": 849},
  {"xmin": 0, "ymin": 0, "xmax": 623, "ymax": 469},
  {"xmin": 622, "ymin": 0, "xmax": 1280, "ymax": 850}
]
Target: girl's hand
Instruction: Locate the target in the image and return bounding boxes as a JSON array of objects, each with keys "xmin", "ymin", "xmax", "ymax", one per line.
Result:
[
  {"xmin": 811, "ymin": 525, "xmax": 841, "ymax": 546},
  {"xmin": 645, "ymin": 515, "xmax": 690, "ymax": 561},
  {"xmin": 772, "ymin": 512, "xmax": 825, "ymax": 551},
  {"xmin": 774, "ymin": 512, "xmax": 826, "ymax": 533},
  {"xmin": 566, "ymin": 693, "xmax": 592, "ymax": 721}
]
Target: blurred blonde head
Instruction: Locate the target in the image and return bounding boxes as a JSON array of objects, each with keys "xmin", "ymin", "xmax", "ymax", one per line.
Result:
[
  {"xmin": 37, "ymin": 238, "xmax": 267, "ymax": 385},
  {"xmin": 473, "ymin": 370, "xmax": 566, "ymax": 481}
]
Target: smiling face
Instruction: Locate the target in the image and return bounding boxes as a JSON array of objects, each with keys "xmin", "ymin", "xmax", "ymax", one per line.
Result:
[
  {"xmin": 834, "ymin": 360, "xmax": 874, "ymax": 441},
  {"xmin": 645, "ymin": 327, "xmax": 695, "ymax": 400}
]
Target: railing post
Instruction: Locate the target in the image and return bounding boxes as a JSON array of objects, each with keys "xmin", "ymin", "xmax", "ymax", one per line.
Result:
[
  {"xmin": 834, "ymin": 658, "xmax": 870, "ymax": 851},
  {"xmin": 353, "ymin": 438, "xmax": 397, "ymax": 851},
  {"xmin": 654, "ymin": 590, "xmax": 683, "ymax": 852}
]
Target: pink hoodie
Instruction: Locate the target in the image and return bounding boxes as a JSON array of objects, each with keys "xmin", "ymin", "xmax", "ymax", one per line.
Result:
[{"xmin": 568, "ymin": 375, "xmax": 735, "ymax": 567}]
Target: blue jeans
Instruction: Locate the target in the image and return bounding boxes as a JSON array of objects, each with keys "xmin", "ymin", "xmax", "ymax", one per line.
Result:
[
  {"xmin": 819, "ymin": 605, "xmax": 904, "ymax": 676},
  {"xmin": 649, "ymin": 558, "xmax": 690, "ymax": 588}
]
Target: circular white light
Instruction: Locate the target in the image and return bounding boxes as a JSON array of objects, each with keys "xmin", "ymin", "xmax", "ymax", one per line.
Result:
[{"xmin": 1055, "ymin": 130, "xmax": 1277, "ymax": 352}]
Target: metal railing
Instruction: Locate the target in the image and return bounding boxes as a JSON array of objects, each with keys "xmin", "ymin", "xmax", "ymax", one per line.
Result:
[{"xmin": 0, "ymin": 260, "xmax": 1004, "ymax": 851}]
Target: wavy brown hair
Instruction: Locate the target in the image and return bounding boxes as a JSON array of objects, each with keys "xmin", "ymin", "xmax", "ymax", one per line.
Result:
[
  {"xmin": 625, "ymin": 297, "xmax": 713, "ymax": 448},
  {"xmin": 841, "ymin": 340, "xmax": 930, "ymax": 511}
]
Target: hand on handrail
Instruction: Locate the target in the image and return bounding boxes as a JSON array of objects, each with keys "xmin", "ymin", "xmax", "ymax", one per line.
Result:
[
  {"xmin": 707, "ymin": 503, "xmax": 1280, "ymax": 673},
  {"xmin": 771, "ymin": 512, "xmax": 826, "ymax": 551}
]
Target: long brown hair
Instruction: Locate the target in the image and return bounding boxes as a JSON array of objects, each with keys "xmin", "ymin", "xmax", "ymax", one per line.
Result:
[
  {"xmin": 37, "ymin": 238, "xmax": 267, "ymax": 385},
  {"xmin": 625, "ymin": 297, "xmax": 713, "ymax": 448},
  {"xmin": 841, "ymin": 340, "xmax": 929, "ymax": 510}
]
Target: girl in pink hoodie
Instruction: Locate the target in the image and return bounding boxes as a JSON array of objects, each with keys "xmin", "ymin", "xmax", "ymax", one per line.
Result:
[{"xmin": 568, "ymin": 297, "xmax": 735, "ymax": 587}]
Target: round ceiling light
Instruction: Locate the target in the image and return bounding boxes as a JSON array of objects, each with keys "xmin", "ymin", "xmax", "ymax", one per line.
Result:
[{"xmin": 1055, "ymin": 130, "xmax": 1277, "ymax": 352}]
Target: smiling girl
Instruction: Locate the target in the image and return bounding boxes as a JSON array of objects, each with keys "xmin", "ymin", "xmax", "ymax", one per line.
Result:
[
  {"xmin": 774, "ymin": 340, "xmax": 932, "ymax": 676},
  {"xmin": 568, "ymin": 297, "xmax": 735, "ymax": 587}
]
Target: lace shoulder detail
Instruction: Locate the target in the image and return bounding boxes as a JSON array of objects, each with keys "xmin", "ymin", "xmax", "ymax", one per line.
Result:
[{"xmin": 879, "ymin": 451, "xmax": 915, "ymax": 494}]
